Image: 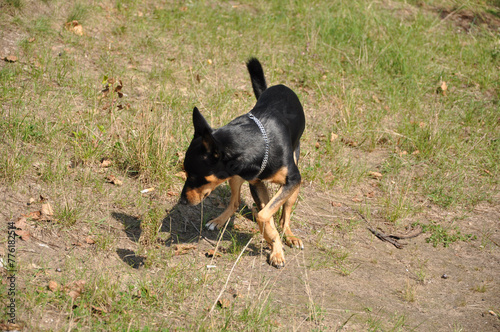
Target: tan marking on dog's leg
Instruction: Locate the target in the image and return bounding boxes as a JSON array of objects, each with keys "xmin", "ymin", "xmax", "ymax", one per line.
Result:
[
  {"xmin": 279, "ymin": 184, "xmax": 303, "ymax": 249},
  {"xmin": 206, "ymin": 176, "xmax": 245, "ymax": 231},
  {"xmin": 256, "ymin": 184, "xmax": 300, "ymax": 267}
]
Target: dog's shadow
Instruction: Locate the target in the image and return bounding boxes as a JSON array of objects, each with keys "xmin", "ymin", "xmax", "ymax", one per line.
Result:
[{"xmin": 112, "ymin": 186, "xmax": 261, "ymax": 268}]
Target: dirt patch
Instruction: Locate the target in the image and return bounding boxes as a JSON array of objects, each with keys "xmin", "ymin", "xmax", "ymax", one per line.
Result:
[
  {"xmin": 2, "ymin": 180, "xmax": 499, "ymax": 330},
  {"xmin": 435, "ymin": 6, "xmax": 500, "ymax": 32}
]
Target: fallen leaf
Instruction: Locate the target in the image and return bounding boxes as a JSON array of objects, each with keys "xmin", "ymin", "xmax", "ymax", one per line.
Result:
[
  {"xmin": 351, "ymin": 197, "xmax": 363, "ymax": 203},
  {"xmin": 412, "ymin": 150, "xmax": 420, "ymax": 155},
  {"xmin": 368, "ymin": 171, "xmax": 383, "ymax": 179},
  {"xmin": 91, "ymin": 305, "xmax": 108, "ymax": 315},
  {"xmin": 174, "ymin": 244, "xmax": 197, "ymax": 255},
  {"xmin": 4, "ymin": 55, "xmax": 18, "ymax": 63},
  {"xmin": 41, "ymin": 202, "xmax": 54, "ymax": 216},
  {"xmin": 167, "ymin": 190, "xmax": 178, "ymax": 197},
  {"xmin": 106, "ymin": 174, "xmax": 123, "ymax": 186},
  {"xmin": 64, "ymin": 280, "xmax": 86, "ymax": 300},
  {"xmin": 439, "ymin": 81, "xmax": 447, "ymax": 95},
  {"xmin": 206, "ymin": 249, "xmax": 222, "ymax": 258},
  {"xmin": 85, "ymin": 237, "xmax": 95, "ymax": 244},
  {"xmin": 341, "ymin": 137, "xmax": 358, "ymax": 147},
  {"xmin": 330, "ymin": 132, "xmax": 338, "ymax": 142},
  {"xmin": 15, "ymin": 229, "xmax": 31, "ymax": 241},
  {"xmin": 330, "ymin": 201, "xmax": 342, "ymax": 207},
  {"xmin": 218, "ymin": 297, "xmax": 231, "ymax": 309},
  {"xmin": 48, "ymin": 280, "xmax": 59, "ymax": 291},
  {"xmin": 100, "ymin": 159, "xmax": 112, "ymax": 168},
  {"xmin": 315, "ymin": 141, "xmax": 320, "ymax": 149},
  {"xmin": 365, "ymin": 191, "xmax": 375, "ymax": 198},
  {"xmin": 26, "ymin": 210, "xmax": 42, "ymax": 220},
  {"xmin": 15, "ymin": 217, "xmax": 28, "ymax": 230},
  {"xmin": 65, "ymin": 20, "xmax": 84, "ymax": 36},
  {"xmin": 27, "ymin": 197, "xmax": 36, "ymax": 205},
  {"xmin": 0, "ymin": 323, "xmax": 24, "ymax": 331}
]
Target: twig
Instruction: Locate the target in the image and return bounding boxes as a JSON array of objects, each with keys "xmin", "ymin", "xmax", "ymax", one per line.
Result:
[
  {"xmin": 208, "ymin": 237, "xmax": 253, "ymax": 314},
  {"xmin": 342, "ymin": 203, "xmax": 422, "ymax": 249}
]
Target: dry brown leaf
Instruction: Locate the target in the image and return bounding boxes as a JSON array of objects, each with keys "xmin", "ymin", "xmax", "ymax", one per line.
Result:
[
  {"xmin": 330, "ymin": 132, "xmax": 339, "ymax": 142},
  {"xmin": 3, "ymin": 55, "xmax": 18, "ymax": 63},
  {"xmin": 365, "ymin": 191, "xmax": 375, "ymax": 198},
  {"xmin": 41, "ymin": 202, "xmax": 54, "ymax": 216},
  {"xmin": 341, "ymin": 137, "xmax": 358, "ymax": 147},
  {"xmin": 48, "ymin": 280, "xmax": 59, "ymax": 291},
  {"xmin": 85, "ymin": 237, "xmax": 95, "ymax": 244},
  {"xmin": 65, "ymin": 280, "xmax": 86, "ymax": 300},
  {"xmin": 100, "ymin": 159, "xmax": 112, "ymax": 168},
  {"xmin": 218, "ymin": 297, "xmax": 231, "ymax": 309},
  {"xmin": 65, "ymin": 20, "xmax": 84, "ymax": 36},
  {"xmin": 15, "ymin": 229, "xmax": 31, "ymax": 241},
  {"xmin": 15, "ymin": 217, "xmax": 28, "ymax": 230},
  {"xmin": 174, "ymin": 244, "xmax": 197, "ymax": 255},
  {"xmin": 91, "ymin": 305, "xmax": 109, "ymax": 315},
  {"xmin": 106, "ymin": 174, "xmax": 123, "ymax": 186},
  {"xmin": 330, "ymin": 201, "xmax": 342, "ymax": 207},
  {"xmin": 26, "ymin": 210, "xmax": 42, "ymax": 220},
  {"xmin": 368, "ymin": 171, "xmax": 383, "ymax": 179},
  {"xmin": 167, "ymin": 191, "xmax": 178, "ymax": 197},
  {"xmin": 0, "ymin": 323, "xmax": 24, "ymax": 331},
  {"xmin": 206, "ymin": 249, "xmax": 222, "ymax": 258},
  {"xmin": 351, "ymin": 197, "xmax": 363, "ymax": 203}
]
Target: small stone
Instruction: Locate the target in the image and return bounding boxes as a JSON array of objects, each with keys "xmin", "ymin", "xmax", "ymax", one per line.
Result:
[{"xmin": 441, "ymin": 274, "xmax": 449, "ymax": 279}]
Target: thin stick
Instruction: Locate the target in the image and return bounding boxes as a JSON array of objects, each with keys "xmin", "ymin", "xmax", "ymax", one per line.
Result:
[{"xmin": 208, "ymin": 237, "xmax": 253, "ymax": 314}]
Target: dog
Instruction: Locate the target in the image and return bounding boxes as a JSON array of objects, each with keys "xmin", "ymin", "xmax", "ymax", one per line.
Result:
[{"xmin": 179, "ymin": 58, "xmax": 305, "ymax": 268}]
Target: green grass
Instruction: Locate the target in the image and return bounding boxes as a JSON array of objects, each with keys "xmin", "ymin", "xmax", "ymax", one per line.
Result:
[
  {"xmin": 414, "ymin": 221, "xmax": 477, "ymax": 247},
  {"xmin": 0, "ymin": 0, "xmax": 498, "ymax": 330}
]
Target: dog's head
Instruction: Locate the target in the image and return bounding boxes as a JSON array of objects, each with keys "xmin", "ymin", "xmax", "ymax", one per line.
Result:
[{"xmin": 179, "ymin": 107, "xmax": 229, "ymax": 206}]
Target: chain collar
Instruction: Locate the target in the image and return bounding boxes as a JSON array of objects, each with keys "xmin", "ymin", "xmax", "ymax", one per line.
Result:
[{"xmin": 247, "ymin": 112, "xmax": 269, "ymax": 178}]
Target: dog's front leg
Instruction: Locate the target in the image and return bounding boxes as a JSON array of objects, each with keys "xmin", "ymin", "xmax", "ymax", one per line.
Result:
[
  {"xmin": 206, "ymin": 176, "xmax": 245, "ymax": 230},
  {"xmin": 255, "ymin": 180, "xmax": 301, "ymax": 268}
]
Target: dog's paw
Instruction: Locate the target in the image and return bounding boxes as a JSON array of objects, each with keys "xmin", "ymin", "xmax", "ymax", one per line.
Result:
[
  {"xmin": 268, "ymin": 247, "xmax": 285, "ymax": 268},
  {"xmin": 285, "ymin": 235, "xmax": 304, "ymax": 250},
  {"xmin": 205, "ymin": 219, "xmax": 225, "ymax": 231}
]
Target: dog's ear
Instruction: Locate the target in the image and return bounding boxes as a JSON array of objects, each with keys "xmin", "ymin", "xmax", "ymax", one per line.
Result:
[
  {"xmin": 192, "ymin": 107, "xmax": 221, "ymax": 159},
  {"xmin": 193, "ymin": 107, "xmax": 212, "ymax": 138}
]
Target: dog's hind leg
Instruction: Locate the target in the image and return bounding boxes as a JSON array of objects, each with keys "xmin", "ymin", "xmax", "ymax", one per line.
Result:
[
  {"xmin": 279, "ymin": 184, "xmax": 303, "ymax": 249},
  {"xmin": 206, "ymin": 176, "xmax": 245, "ymax": 231},
  {"xmin": 281, "ymin": 145, "xmax": 303, "ymax": 249}
]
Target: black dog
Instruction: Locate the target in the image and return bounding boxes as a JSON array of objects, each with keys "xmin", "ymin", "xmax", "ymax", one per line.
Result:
[{"xmin": 180, "ymin": 58, "xmax": 305, "ymax": 268}]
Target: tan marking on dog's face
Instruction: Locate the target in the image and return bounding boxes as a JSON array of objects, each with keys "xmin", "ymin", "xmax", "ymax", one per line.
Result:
[
  {"xmin": 184, "ymin": 175, "xmax": 229, "ymax": 205},
  {"xmin": 265, "ymin": 167, "xmax": 288, "ymax": 185}
]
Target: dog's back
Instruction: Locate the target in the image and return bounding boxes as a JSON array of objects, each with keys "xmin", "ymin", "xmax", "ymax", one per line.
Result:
[{"xmin": 246, "ymin": 59, "xmax": 305, "ymax": 151}]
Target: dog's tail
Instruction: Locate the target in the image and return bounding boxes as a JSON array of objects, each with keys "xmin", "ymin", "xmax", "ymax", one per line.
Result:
[{"xmin": 246, "ymin": 58, "xmax": 267, "ymax": 100}]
